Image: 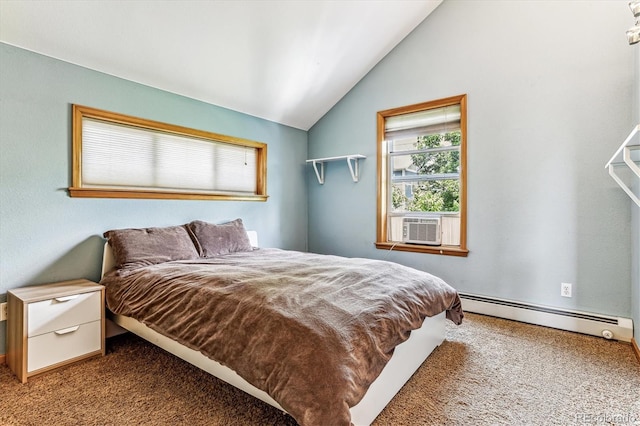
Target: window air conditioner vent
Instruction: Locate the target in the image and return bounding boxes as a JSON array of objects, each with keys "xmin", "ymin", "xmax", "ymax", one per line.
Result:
[{"xmin": 402, "ymin": 217, "xmax": 441, "ymax": 245}]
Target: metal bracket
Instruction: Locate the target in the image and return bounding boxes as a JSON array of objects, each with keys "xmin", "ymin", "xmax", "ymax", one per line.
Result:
[
  {"xmin": 306, "ymin": 155, "xmax": 366, "ymax": 184},
  {"xmin": 605, "ymin": 125, "xmax": 640, "ymax": 207}
]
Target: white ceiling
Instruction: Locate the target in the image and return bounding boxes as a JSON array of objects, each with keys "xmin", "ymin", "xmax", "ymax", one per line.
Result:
[{"xmin": 0, "ymin": 0, "xmax": 441, "ymax": 130}]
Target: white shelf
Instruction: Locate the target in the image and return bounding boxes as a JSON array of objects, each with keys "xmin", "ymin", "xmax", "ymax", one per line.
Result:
[
  {"xmin": 306, "ymin": 155, "xmax": 366, "ymax": 184},
  {"xmin": 605, "ymin": 124, "xmax": 640, "ymax": 207}
]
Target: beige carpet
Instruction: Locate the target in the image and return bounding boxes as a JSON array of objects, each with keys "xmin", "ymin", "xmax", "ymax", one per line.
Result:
[{"xmin": 1, "ymin": 313, "xmax": 638, "ymax": 425}]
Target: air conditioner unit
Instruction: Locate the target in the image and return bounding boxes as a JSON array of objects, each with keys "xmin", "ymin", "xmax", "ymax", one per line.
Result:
[{"xmin": 402, "ymin": 217, "xmax": 441, "ymax": 245}]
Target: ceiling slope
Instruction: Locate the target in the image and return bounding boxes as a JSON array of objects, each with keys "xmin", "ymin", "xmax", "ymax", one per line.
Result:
[{"xmin": 0, "ymin": 0, "xmax": 442, "ymax": 130}]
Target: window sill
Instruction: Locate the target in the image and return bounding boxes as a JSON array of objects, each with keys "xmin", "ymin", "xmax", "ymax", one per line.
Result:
[
  {"xmin": 68, "ymin": 187, "xmax": 268, "ymax": 202},
  {"xmin": 375, "ymin": 241, "xmax": 468, "ymax": 257}
]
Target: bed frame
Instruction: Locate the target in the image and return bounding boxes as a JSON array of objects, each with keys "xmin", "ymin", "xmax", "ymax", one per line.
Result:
[{"xmin": 101, "ymin": 233, "xmax": 446, "ymax": 426}]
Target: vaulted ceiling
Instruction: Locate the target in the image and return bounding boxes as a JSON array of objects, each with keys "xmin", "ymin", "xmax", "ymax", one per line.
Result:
[{"xmin": 0, "ymin": 0, "xmax": 442, "ymax": 130}]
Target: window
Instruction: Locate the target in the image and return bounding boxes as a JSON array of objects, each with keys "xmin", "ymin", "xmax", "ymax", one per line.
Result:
[
  {"xmin": 69, "ymin": 105, "xmax": 268, "ymax": 201},
  {"xmin": 376, "ymin": 94, "xmax": 467, "ymax": 256}
]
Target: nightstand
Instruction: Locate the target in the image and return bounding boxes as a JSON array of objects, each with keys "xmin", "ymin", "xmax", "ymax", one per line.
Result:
[{"xmin": 7, "ymin": 279, "xmax": 105, "ymax": 383}]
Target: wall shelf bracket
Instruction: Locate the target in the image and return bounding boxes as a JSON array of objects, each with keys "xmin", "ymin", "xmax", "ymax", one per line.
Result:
[
  {"xmin": 306, "ymin": 155, "xmax": 366, "ymax": 184},
  {"xmin": 605, "ymin": 124, "xmax": 640, "ymax": 207}
]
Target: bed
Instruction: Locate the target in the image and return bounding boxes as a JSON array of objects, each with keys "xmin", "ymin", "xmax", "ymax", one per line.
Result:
[{"xmin": 100, "ymin": 219, "xmax": 463, "ymax": 426}]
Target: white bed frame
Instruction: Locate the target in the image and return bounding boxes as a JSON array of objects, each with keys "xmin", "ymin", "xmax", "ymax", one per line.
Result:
[{"xmin": 101, "ymin": 232, "xmax": 446, "ymax": 426}]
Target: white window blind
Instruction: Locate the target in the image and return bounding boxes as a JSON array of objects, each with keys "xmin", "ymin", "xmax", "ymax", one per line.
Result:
[
  {"xmin": 385, "ymin": 105, "xmax": 460, "ymax": 139},
  {"xmin": 81, "ymin": 118, "xmax": 258, "ymax": 194}
]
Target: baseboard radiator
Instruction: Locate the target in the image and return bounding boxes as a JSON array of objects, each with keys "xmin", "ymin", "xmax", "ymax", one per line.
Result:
[{"xmin": 460, "ymin": 293, "xmax": 633, "ymax": 342}]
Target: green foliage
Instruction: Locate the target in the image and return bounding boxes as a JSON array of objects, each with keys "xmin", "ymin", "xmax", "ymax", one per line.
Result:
[{"xmin": 393, "ymin": 132, "xmax": 460, "ymax": 213}]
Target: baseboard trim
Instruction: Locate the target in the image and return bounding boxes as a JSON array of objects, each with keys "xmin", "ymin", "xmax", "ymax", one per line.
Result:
[
  {"xmin": 460, "ymin": 293, "xmax": 633, "ymax": 342},
  {"xmin": 0, "ymin": 354, "xmax": 5, "ymax": 365},
  {"xmin": 633, "ymin": 338, "xmax": 640, "ymax": 364}
]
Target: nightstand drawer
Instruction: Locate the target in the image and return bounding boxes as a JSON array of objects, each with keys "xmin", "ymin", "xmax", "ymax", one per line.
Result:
[
  {"xmin": 28, "ymin": 290, "xmax": 101, "ymax": 337},
  {"xmin": 27, "ymin": 320, "xmax": 102, "ymax": 373}
]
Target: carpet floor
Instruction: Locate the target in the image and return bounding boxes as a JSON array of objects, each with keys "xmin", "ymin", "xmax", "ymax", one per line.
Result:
[{"xmin": 1, "ymin": 313, "xmax": 638, "ymax": 425}]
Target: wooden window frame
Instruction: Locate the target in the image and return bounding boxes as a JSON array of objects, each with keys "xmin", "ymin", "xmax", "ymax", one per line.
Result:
[
  {"xmin": 375, "ymin": 94, "xmax": 468, "ymax": 257},
  {"xmin": 69, "ymin": 105, "xmax": 268, "ymax": 201}
]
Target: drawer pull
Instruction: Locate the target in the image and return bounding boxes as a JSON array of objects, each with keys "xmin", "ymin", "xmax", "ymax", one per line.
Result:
[
  {"xmin": 54, "ymin": 325, "xmax": 80, "ymax": 335},
  {"xmin": 54, "ymin": 295, "xmax": 79, "ymax": 303}
]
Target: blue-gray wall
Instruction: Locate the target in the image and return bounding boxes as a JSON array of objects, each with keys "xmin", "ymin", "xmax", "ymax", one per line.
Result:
[
  {"xmin": 308, "ymin": 1, "xmax": 635, "ymax": 321},
  {"xmin": 0, "ymin": 43, "xmax": 308, "ymax": 354}
]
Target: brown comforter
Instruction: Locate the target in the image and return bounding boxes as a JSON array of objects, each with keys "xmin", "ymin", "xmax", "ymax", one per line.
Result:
[{"xmin": 102, "ymin": 248, "xmax": 463, "ymax": 426}]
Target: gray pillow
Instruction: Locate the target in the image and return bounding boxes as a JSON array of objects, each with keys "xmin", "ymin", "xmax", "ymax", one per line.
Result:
[
  {"xmin": 187, "ymin": 219, "xmax": 253, "ymax": 257},
  {"xmin": 104, "ymin": 225, "xmax": 199, "ymax": 269}
]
